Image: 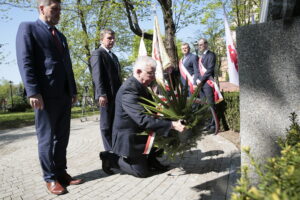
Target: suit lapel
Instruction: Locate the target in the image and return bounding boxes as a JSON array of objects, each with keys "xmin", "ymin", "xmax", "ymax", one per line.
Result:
[
  {"xmin": 183, "ymin": 53, "xmax": 191, "ymax": 66},
  {"xmin": 36, "ymin": 20, "xmax": 66, "ymax": 53},
  {"xmin": 55, "ymin": 30, "xmax": 66, "ymax": 49},
  {"xmin": 100, "ymin": 47, "xmax": 121, "ymax": 83}
]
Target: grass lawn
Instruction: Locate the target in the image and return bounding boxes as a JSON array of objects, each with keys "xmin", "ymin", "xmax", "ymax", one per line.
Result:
[{"xmin": 0, "ymin": 107, "xmax": 99, "ymax": 130}]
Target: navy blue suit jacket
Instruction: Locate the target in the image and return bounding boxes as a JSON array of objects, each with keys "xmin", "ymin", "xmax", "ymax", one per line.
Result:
[
  {"xmin": 16, "ymin": 19, "xmax": 77, "ymax": 98},
  {"xmin": 90, "ymin": 47, "xmax": 122, "ymax": 101},
  {"xmin": 112, "ymin": 77, "xmax": 172, "ymax": 157},
  {"xmin": 199, "ymin": 50, "xmax": 216, "ymax": 88},
  {"xmin": 182, "ymin": 53, "xmax": 199, "ymax": 85}
]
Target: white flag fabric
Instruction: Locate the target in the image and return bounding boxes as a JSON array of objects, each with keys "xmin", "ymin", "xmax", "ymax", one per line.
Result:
[
  {"xmin": 224, "ymin": 7, "xmax": 239, "ymax": 86},
  {"xmin": 151, "ymin": 15, "xmax": 172, "ymax": 86},
  {"xmin": 138, "ymin": 35, "xmax": 147, "ymax": 57}
]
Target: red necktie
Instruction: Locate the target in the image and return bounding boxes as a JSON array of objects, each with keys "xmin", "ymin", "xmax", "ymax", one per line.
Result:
[{"xmin": 51, "ymin": 28, "xmax": 63, "ymax": 53}]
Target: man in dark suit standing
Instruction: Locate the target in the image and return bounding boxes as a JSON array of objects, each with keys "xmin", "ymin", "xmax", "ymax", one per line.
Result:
[
  {"xmin": 103, "ymin": 56, "xmax": 185, "ymax": 178},
  {"xmin": 90, "ymin": 29, "xmax": 122, "ymax": 170},
  {"xmin": 179, "ymin": 43, "xmax": 199, "ymax": 94},
  {"xmin": 197, "ymin": 38, "xmax": 217, "ymax": 132},
  {"xmin": 16, "ymin": 0, "xmax": 82, "ymax": 195}
]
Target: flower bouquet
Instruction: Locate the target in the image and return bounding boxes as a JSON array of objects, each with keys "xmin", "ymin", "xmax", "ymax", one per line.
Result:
[{"xmin": 139, "ymin": 77, "xmax": 211, "ymax": 158}]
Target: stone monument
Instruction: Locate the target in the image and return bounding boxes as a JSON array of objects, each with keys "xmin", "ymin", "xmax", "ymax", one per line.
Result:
[{"xmin": 237, "ymin": 16, "xmax": 300, "ymax": 183}]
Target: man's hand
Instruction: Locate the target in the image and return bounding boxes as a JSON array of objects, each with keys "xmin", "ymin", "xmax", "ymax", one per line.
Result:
[
  {"xmin": 171, "ymin": 120, "xmax": 186, "ymax": 132},
  {"xmin": 72, "ymin": 95, "xmax": 78, "ymax": 105},
  {"xmin": 193, "ymin": 85, "xmax": 197, "ymax": 91},
  {"xmin": 99, "ymin": 96, "xmax": 108, "ymax": 107},
  {"xmin": 29, "ymin": 94, "xmax": 44, "ymax": 110}
]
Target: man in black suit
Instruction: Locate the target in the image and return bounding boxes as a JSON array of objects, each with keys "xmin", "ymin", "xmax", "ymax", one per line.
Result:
[
  {"xmin": 179, "ymin": 43, "xmax": 199, "ymax": 94},
  {"xmin": 16, "ymin": 0, "xmax": 82, "ymax": 195},
  {"xmin": 101, "ymin": 56, "xmax": 185, "ymax": 178},
  {"xmin": 90, "ymin": 29, "xmax": 122, "ymax": 167},
  {"xmin": 197, "ymin": 38, "xmax": 217, "ymax": 132}
]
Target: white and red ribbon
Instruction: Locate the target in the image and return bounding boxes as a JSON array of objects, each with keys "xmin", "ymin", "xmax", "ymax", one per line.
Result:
[
  {"xmin": 179, "ymin": 59, "xmax": 195, "ymax": 94},
  {"xmin": 198, "ymin": 58, "xmax": 223, "ymax": 104},
  {"xmin": 143, "ymin": 131, "xmax": 156, "ymax": 154}
]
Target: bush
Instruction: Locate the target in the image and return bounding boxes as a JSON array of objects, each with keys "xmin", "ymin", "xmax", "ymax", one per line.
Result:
[
  {"xmin": 7, "ymin": 95, "xmax": 31, "ymax": 112},
  {"xmin": 231, "ymin": 112, "xmax": 300, "ymax": 200},
  {"xmin": 216, "ymin": 92, "xmax": 240, "ymax": 132}
]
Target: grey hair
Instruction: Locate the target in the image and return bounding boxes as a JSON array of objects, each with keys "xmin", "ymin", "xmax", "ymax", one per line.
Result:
[
  {"xmin": 100, "ymin": 29, "xmax": 115, "ymax": 41},
  {"xmin": 133, "ymin": 56, "xmax": 157, "ymax": 72},
  {"xmin": 198, "ymin": 38, "xmax": 208, "ymax": 44}
]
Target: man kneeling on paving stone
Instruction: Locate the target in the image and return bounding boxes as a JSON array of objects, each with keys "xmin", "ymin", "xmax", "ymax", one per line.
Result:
[{"xmin": 99, "ymin": 56, "xmax": 186, "ymax": 177}]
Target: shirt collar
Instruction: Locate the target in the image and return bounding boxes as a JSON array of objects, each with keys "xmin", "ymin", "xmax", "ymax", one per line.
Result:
[
  {"xmin": 38, "ymin": 18, "xmax": 54, "ymax": 30},
  {"xmin": 203, "ymin": 50, "xmax": 209, "ymax": 55},
  {"xmin": 101, "ymin": 45, "xmax": 112, "ymax": 53}
]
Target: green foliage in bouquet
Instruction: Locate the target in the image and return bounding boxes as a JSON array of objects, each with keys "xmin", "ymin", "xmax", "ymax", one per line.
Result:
[
  {"xmin": 139, "ymin": 78, "xmax": 211, "ymax": 158},
  {"xmin": 232, "ymin": 112, "xmax": 300, "ymax": 200}
]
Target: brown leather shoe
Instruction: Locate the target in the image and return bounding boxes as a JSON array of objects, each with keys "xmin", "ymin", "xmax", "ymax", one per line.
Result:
[
  {"xmin": 46, "ymin": 181, "xmax": 67, "ymax": 195},
  {"xmin": 57, "ymin": 173, "xmax": 83, "ymax": 186}
]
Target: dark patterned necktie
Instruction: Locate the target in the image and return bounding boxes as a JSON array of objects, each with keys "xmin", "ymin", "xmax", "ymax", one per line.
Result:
[{"xmin": 50, "ymin": 28, "xmax": 63, "ymax": 53}]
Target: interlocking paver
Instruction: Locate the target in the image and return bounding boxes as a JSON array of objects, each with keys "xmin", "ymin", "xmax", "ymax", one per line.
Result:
[{"xmin": 0, "ymin": 116, "xmax": 240, "ymax": 200}]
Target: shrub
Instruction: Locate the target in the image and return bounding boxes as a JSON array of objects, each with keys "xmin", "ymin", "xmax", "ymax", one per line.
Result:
[
  {"xmin": 7, "ymin": 95, "xmax": 31, "ymax": 112},
  {"xmin": 231, "ymin": 112, "xmax": 300, "ymax": 200},
  {"xmin": 216, "ymin": 92, "xmax": 240, "ymax": 132}
]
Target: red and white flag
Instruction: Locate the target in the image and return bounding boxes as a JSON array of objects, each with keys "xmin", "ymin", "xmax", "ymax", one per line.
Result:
[
  {"xmin": 224, "ymin": 6, "xmax": 239, "ymax": 86},
  {"xmin": 152, "ymin": 15, "xmax": 171, "ymax": 86},
  {"xmin": 144, "ymin": 15, "xmax": 173, "ymax": 155}
]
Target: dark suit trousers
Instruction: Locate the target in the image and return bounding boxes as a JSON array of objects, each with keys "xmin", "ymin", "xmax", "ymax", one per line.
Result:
[
  {"xmin": 35, "ymin": 95, "xmax": 72, "ymax": 182},
  {"xmin": 118, "ymin": 156, "xmax": 149, "ymax": 178},
  {"xmin": 100, "ymin": 101, "xmax": 115, "ymax": 151},
  {"xmin": 200, "ymin": 86, "xmax": 216, "ymax": 127}
]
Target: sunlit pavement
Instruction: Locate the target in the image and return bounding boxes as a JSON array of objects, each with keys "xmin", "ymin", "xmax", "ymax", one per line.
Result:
[{"xmin": 0, "ymin": 116, "xmax": 240, "ymax": 200}]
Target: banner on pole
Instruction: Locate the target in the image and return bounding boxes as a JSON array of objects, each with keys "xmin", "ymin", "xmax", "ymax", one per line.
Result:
[
  {"xmin": 223, "ymin": 6, "xmax": 239, "ymax": 86},
  {"xmin": 138, "ymin": 34, "xmax": 147, "ymax": 57},
  {"xmin": 152, "ymin": 15, "xmax": 171, "ymax": 86}
]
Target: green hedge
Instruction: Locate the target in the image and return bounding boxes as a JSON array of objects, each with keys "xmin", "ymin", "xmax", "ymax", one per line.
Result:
[
  {"xmin": 216, "ymin": 92, "xmax": 240, "ymax": 132},
  {"xmin": 232, "ymin": 113, "xmax": 300, "ymax": 200}
]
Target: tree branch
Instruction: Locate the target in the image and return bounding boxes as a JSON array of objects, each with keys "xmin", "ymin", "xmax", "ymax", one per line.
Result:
[{"xmin": 122, "ymin": 0, "xmax": 152, "ymax": 40}]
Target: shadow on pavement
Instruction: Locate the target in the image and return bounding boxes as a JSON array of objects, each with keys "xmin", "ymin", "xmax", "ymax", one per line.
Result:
[
  {"xmin": 0, "ymin": 131, "xmax": 36, "ymax": 147},
  {"xmin": 163, "ymin": 149, "xmax": 229, "ymax": 175},
  {"xmin": 192, "ymin": 153, "xmax": 241, "ymax": 200},
  {"xmin": 73, "ymin": 169, "xmax": 110, "ymax": 183}
]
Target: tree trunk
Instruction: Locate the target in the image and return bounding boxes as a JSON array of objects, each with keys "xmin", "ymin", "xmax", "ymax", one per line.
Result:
[
  {"xmin": 77, "ymin": 0, "xmax": 92, "ymax": 75},
  {"xmin": 157, "ymin": 0, "xmax": 178, "ymax": 68}
]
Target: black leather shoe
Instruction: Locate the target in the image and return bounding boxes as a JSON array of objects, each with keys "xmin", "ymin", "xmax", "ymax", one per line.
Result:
[
  {"xmin": 148, "ymin": 157, "xmax": 169, "ymax": 172},
  {"xmin": 99, "ymin": 152, "xmax": 114, "ymax": 175}
]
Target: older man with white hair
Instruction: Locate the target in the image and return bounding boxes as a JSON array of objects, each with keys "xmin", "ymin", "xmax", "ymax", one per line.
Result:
[{"xmin": 100, "ymin": 56, "xmax": 185, "ymax": 178}]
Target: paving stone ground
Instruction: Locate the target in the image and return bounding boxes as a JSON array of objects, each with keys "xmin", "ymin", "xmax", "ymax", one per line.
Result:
[{"xmin": 0, "ymin": 116, "xmax": 240, "ymax": 200}]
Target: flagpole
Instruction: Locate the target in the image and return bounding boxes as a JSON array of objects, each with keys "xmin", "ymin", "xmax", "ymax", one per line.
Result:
[{"xmin": 259, "ymin": 0, "xmax": 269, "ymax": 23}]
